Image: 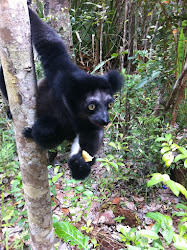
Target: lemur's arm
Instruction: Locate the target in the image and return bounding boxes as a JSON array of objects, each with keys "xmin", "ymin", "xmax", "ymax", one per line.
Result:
[
  {"xmin": 28, "ymin": 8, "xmax": 76, "ymax": 80},
  {"xmin": 68, "ymin": 129, "xmax": 104, "ymax": 180}
]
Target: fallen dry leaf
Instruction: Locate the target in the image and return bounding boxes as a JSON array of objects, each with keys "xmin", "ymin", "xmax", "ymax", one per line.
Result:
[{"xmin": 112, "ymin": 197, "xmax": 121, "ymax": 205}]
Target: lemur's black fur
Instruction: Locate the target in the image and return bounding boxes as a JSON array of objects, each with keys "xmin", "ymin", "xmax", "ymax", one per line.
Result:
[{"xmin": 0, "ymin": 8, "xmax": 123, "ymax": 180}]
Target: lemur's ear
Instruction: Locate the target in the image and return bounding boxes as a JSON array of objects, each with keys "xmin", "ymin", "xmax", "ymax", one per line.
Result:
[
  {"xmin": 27, "ymin": 0, "xmax": 32, "ymax": 5},
  {"xmin": 105, "ymin": 70, "xmax": 123, "ymax": 93}
]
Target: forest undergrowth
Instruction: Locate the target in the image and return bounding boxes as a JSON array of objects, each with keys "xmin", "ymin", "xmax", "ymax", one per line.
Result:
[
  {"xmin": 0, "ymin": 0, "xmax": 187, "ymax": 249},
  {"xmin": 0, "ymin": 67, "xmax": 187, "ymax": 249}
]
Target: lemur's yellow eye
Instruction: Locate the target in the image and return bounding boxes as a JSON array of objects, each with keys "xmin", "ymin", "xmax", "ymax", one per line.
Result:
[
  {"xmin": 108, "ymin": 102, "xmax": 113, "ymax": 109},
  {"xmin": 88, "ymin": 104, "xmax": 96, "ymax": 111}
]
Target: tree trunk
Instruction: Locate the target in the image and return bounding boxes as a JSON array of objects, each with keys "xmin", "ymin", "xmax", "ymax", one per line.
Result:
[
  {"xmin": 0, "ymin": 1, "xmax": 54, "ymax": 249},
  {"xmin": 120, "ymin": 0, "xmax": 128, "ymax": 70},
  {"xmin": 164, "ymin": 57, "xmax": 187, "ymax": 114},
  {"xmin": 47, "ymin": 0, "xmax": 74, "ymax": 58},
  {"xmin": 127, "ymin": 1, "xmax": 135, "ymax": 74}
]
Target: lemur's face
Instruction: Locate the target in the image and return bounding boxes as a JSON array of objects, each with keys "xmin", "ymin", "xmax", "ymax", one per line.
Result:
[{"xmin": 81, "ymin": 90, "xmax": 114, "ymax": 128}]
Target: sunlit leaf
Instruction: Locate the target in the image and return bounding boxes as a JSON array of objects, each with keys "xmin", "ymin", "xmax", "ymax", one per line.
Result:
[
  {"xmin": 178, "ymin": 147, "xmax": 187, "ymax": 156},
  {"xmin": 146, "ymin": 212, "xmax": 162, "ymax": 223},
  {"xmin": 54, "ymin": 221, "xmax": 90, "ymax": 249},
  {"xmin": 161, "ymin": 147, "xmax": 170, "ymax": 154},
  {"xmin": 138, "ymin": 230, "xmax": 159, "ymax": 239},
  {"xmin": 174, "ymin": 154, "xmax": 186, "ymax": 163},
  {"xmin": 184, "ymin": 159, "xmax": 187, "ymax": 168},
  {"xmin": 176, "ymin": 204, "xmax": 187, "ymax": 210},
  {"xmin": 147, "ymin": 176, "xmax": 162, "ymax": 187},
  {"xmin": 176, "ymin": 183, "xmax": 187, "ymax": 199},
  {"xmin": 166, "ymin": 180, "xmax": 180, "ymax": 196},
  {"xmin": 155, "ymin": 137, "xmax": 166, "ymax": 142},
  {"xmin": 162, "ymin": 228, "xmax": 173, "ymax": 244}
]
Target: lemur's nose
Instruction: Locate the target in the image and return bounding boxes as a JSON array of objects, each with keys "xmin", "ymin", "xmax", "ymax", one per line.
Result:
[{"xmin": 101, "ymin": 112, "xmax": 110, "ymax": 126}]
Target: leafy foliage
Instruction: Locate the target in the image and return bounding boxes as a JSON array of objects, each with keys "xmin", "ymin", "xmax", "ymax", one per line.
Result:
[
  {"xmin": 54, "ymin": 221, "xmax": 91, "ymax": 250},
  {"xmin": 0, "ymin": 0, "xmax": 187, "ymax": 249},
  {"xmin": 148, "ymin": 173, "xmax": 187, "ymax": 198},
  {"xmin": 155, "ymin": 133, "xmax": 187, "ymax": 168}
]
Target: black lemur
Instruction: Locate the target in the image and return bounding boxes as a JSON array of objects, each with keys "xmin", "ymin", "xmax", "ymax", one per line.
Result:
[{"xmin": 0, "ymin": 8, "xmax": 123, "ymax": 180}]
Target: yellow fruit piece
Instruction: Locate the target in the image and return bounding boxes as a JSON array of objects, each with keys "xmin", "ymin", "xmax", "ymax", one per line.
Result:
[{"xmin": 82, "ymin": 150, "xmax": 93, "ymax": 162}]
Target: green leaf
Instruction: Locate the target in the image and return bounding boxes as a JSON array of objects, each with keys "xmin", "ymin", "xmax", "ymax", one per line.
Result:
[
  {"xmin": 177, "ymin": 21, "xmax": 187, "ymax": 77},
  {"xmin": 117, "ymin": 162, "xmax": 125, "ymax": 167},
  {"xmin": 166, "ymin": 180, "xmax": 180, "ymax": 196},
  {"xmin": 137, "ymin": 76, "xmax": 149, "ymax": 88},
  {"xmin": 110, "ymin": 162, "xmax": 119, "ymax": 170},
  {"xmin": 127, "ymin": 246, "xmax": 142, "ymax": 250},
  {"xmin": 178, "ymin": 147, "xmax": 187, "ymax": 156},
  {"xmin": 179, "ymin": 217, "xmax": 187, "ymax": 223},
  {"xmin": 147, "ymin": 176, "xmax": 162, "ymax": 187},
  {"xmin": 108, "ymin": 142, "xmax": 117, "ymax": 149},
  {"xmin": 152, "ymin": 238, "xmax": 164, "ymax": 249},
  {"xmin": 146, "ymin": 212, "xmax": 167, "ymax": 226},
  {"xmin": 155, "ymin": 137, "xmax": 167, "ymax": 142},
  {"xmin": 175, "ymin": 212, "xmax": 187, "ymax": 217},
  {"xmin": 184, "ymin": 159, "xmax": 187, "ymax": 168},
  {"xmin": 161, "ymin": 147, "xmax": 170, "ymax": 154},
  {"xmin": 151, "ymin": 70, "xmax": 161, "ymax": 80},
  {"xmin": 161, "ymin": 174, "xmax": 170, "ymax": 182},
  {"xmin": 111, "ymin": 53, "xmax": 119, "ymax": 57},
  {"xmin": 141, "ymin": 236, "xmax": 148, "ymax": 247},
  {"xmin": 165, "ymin": 133, "xmax": 172, "ymax": 141},
  {"xmin": 174, "ymin": 154, "xmax": 187, "ymax": 163},
  {"xmin": 173, "ymin": 233, "xmax": 187, "ymax": 250},
  {"xmin": 82, "ymin": 190, "xmax": 94, "ymax": 197},
  {"xmin": 176, "ymin": 183, "xmax": 187, "ymax": 199},
  {"xmin": 91, "ymin": 238, "xmax": 97, "ymax": 246},
  {"xmin": 176, "ymin": 204, "xmax": 187, "ymax": 210},
  {"xmin": 91, "ymin": 56, "xmax": 115, "ymax": 74},
  {"xmin": 179, "ymin": 224, "xmax": 187, "ymax": 237},
  {"xmin": 162, "ymin": 152, "xmax": 174, "ymax": 167},
  {"xmin": 138, "ymin": 230, "xmax": 159, "ymax": 239},
  {"xmin": 152, "ymin": 223, "xmax": 161, "ymax": 233},
  {"xmin": 54, "ymin": 221, "xmax": 90, "ymax": 250},
  {"xmin": 165, "ymin": 215, "xmax": 173, "ymax": 227},
  {"xmin": 75, "ymin": 186, "xmax": 84, "ymax": 192},
  {"xmin": 162, "ymin": 228, "xmax": 173, "ymax": 244}
]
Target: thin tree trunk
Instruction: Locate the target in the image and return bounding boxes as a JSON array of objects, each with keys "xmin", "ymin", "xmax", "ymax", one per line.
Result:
[
  {"xmin": 95, "ymin": 23, "xmax": 100, "ymax": 66},
  {"xmin": 127, "ymin": 1, "xmax": 135, "ymax": 74},
  {"xmin": 47, "ymin": 0, "xmax": 74, "ymax": 58},
  {"xmin": 126, "ymin": 0, "xmax": 135, "ymax": 133},
  {"xmin": 143, "ymin": 9, "xmax": 154, "ymax": 60},
  {"xmin": 0, "ymin": 1, "xmax": 54, "ymax": 249},
  {"xmin": 153, "ymin": 87, "xmax": 165, "ymax": 117},
  {"xmin": 120, "ymin": 0, "xmax": 128, "ymax": 70},
  {"xmin": 100, "ymin": 18, "xmax": 104, "ymax": 74},
  {"xmin": 149, "ymin": 15, "xmax": 160, "ymax": 58}
]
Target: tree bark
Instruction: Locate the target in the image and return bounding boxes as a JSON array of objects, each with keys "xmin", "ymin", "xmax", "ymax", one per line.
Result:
[
  {"xmin": 127, "ymin": 0, "xmax": 135, "ymax": 74},
  {"xmin": 164, "ymin": 58, "xmax": 187, "ymax": 113},
  {"xmin": 47, "ymin": 0, "xmax": 74, "ymax": 58},
  {"xmin": 120, "ymin": 0, "xmax": 128, "ymax": 70},
  {"xmin": 0, "ymin": 1, "xmax": 54, "ymax": 249}
]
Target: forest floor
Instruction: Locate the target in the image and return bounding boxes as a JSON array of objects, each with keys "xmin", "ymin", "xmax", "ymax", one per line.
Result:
[
  {"xmin": 0, "ymin": 143, "xmax": 186, "ymax": 250},
  {"xmin": 47, "ymin": 153, "xmax": 184, "ymax": 250},
  {"xmin": 0, "ymin": 106, "xmax": 186, "ymax": 249}
]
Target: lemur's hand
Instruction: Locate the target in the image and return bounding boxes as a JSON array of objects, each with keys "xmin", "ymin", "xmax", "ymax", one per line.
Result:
[{"xmin": 68, "ymin": 152, "xmax": 95, "ymax": 180}]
